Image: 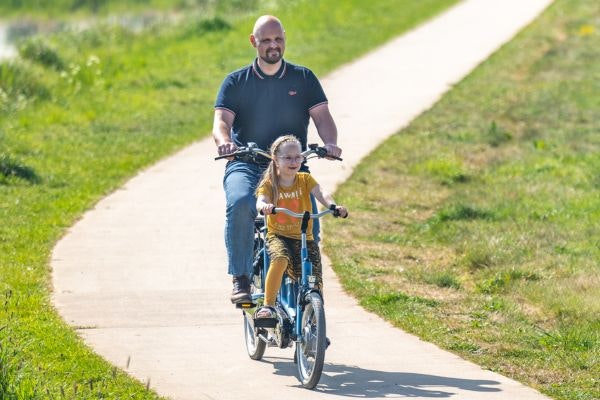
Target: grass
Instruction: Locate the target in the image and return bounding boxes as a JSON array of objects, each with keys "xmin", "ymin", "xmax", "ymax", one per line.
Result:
[
  {"xmin": 0, "ymin": 0, "xmax": 228, "ymax": 18},
  {"xmin": 0, "ymin": 0, "xmax": 459, "ymax": 397},
  {"xmin": 324, "ymin": 0, "xmax": 600, "ymax": 399}
]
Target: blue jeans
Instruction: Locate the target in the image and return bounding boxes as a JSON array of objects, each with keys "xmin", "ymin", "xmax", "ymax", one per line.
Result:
[{"xmin": 223, "ymin": 160, "xmax": 320, "ymax": 277}]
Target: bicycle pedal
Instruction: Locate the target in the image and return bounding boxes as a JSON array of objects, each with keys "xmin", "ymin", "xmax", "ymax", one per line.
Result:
[
  {"xmin": 235, "ymin": 302, "xmax": 256, "ymax": 309},
  {"xmin": 253, "ymin": 317, "xmax": 278, "ymax": 329}
]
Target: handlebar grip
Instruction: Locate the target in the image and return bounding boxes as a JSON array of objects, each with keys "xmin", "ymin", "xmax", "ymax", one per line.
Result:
[
  {"xmin": 311, "ymin": 145, "xmax": 342, "ymax": 161},
  {"xmin": 319, "ymin": 148, "xmax": 343, "ymax": 161},
  {"xmin": 329, "ymin": 204, "xmax": 339, "ymax": 217},
  {"xmin": 259, "ymin": 209, "xmax": 277, "ymax": 215}
]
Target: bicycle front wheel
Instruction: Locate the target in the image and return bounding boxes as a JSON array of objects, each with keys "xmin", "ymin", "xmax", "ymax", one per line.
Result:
[{"xmin": 296, "ymin": 291, "xmax": 326, "ymax": 389}]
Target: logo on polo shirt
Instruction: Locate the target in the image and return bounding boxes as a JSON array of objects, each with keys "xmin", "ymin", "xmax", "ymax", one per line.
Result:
[{"xmin": 288, "ymin": 90, "xmax": 297, "ymax": 96}]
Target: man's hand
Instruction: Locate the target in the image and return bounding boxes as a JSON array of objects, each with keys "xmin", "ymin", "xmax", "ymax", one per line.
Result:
[
  {"xmin": 217, "ymin": 141, "xmax": 238, "ymax": 157},
  {"xmin": 213, "ymin": 109, "xmax": 237, "ymax": 158},
  {"xmin": 323, "ymin": 143, "xmax": 342, "ymax": 159}
]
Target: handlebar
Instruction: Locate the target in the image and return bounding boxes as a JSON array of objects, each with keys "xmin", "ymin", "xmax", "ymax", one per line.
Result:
[
  {"xmin": 270, "ymin": 205, "xmax": 347, "ymax": 233},
  {"xmin": 214, "ymin": 142, "xmax": 342, "ymax": 162},
  {"xmin": 271, "ymin": 204, "xmax": 347, "ymax": 219},
  {"xmin": 214, "ymin": 142, "xmax": 272, "ymax": 162},
  {"xmin": 304, "ymin": 143, "xmax": 343, "ymax": 161},
  {"xmin": 272, "ymin": 207, "xmax": 333, "ymax": 219}
]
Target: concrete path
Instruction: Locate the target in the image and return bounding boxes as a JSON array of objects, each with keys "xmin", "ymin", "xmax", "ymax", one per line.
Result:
[{"xmin": 52, "ymin": 0, "xmax": 554, "ymax": 399}]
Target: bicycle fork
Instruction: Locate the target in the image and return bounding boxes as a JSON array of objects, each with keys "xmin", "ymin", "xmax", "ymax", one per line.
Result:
[{"xmin": 295, "ymin": 211, "xmax": 316, "ymax": 342}]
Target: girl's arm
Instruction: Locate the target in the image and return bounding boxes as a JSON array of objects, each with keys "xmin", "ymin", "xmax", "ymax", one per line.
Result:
[
  {"xmin": 311, "ymin": 185, "xmax": 348, "ymax": 218},
  {"xmin": 256, "ymin": 194, "xmax": 275, "ymax": 215}
]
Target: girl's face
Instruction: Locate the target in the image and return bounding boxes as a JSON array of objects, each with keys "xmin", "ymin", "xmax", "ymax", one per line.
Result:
[{"xmin": 275, "ymin": 141, "xmax": 303, "ymax": 176}]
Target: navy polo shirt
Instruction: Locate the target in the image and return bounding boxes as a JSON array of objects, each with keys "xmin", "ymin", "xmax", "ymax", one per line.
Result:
[{"xmin": 214, "ymin": 58, "xmax": 328, "ymax": 152}]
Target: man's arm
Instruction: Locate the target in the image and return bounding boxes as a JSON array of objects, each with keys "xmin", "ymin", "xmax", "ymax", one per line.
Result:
[
  {"xmin": 309, "ymin": 103, "xmax": 342, "ymax": 158},
  {"xmin": 213, "ymin": 108, "xmax": 237, "ymax": 156}
]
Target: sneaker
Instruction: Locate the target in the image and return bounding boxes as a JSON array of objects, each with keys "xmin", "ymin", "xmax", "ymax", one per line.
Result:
[
  {"xmin": 230, "ymin": 275, "xmax": 251, "ymax": 303},
  {"xmin": 254, "ymin": 306, "xmax": 278, "ymax": 328},
  {"xmin": 255, "ymin": 306, "xmax": 277, "ymax": 319}
]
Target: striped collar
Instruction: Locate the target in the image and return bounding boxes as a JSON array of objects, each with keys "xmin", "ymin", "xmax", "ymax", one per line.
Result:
[{"xmin": 252, "ymin": 58, "xmax": 287, "ymax": 80}]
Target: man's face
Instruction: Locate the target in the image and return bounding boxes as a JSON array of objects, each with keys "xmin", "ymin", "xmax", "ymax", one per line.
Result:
[{"xmin": 252, "ymin": 22, "xmax": 285, "ymax": 64}]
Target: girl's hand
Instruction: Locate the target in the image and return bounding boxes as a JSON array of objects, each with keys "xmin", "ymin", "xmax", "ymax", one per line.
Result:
[
  {"xmin": 260, "ymin": 203, "xmax": 275, "ymax": 215},
  {"xmin": 335, "ymin": 205, "xmax": 348, "ymax": 218}
]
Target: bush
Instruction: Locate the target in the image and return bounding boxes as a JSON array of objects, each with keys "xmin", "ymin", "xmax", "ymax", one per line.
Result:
[
  {"xmin": 0, "ymin": 62, "xmax": 50, "ymax": 112},
  {"xmin": 18, "ymin": 39, "xmax": 65, "ymax": 71},
  {"xmin": 0, "ymin": 153, "xmax": 41, "ymax": 184}
]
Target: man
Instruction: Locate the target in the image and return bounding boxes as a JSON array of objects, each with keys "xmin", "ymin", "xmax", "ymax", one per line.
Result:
[{"xmin": 213, "ymin": 15, "xmax": 341, "ymax": 303}]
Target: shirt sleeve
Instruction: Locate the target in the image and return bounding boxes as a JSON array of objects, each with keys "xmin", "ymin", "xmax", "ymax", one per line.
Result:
[
  {"xmin": 256, "ymin": 180, "xmax": 273, "ymax": 201},
  {"xmin": 304, "ymin": 69, "xmax": 328, "ymax": 111},
  {"xmin": 304, "ymin": 173, "xmax": 319, "ymax": 193},
  {"xmin": 214, "ymin": 74, "xmax": 239, "ymax": 115}
]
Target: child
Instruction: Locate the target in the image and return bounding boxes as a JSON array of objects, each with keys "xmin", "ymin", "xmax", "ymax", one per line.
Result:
[{"xmin": 255, "ymin": 135, "xmax": 348, "ymax": 319}]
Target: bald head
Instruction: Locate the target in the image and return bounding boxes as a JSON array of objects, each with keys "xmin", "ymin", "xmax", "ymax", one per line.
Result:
[
  {"xmin": 252, "ymin": 15, "xmax": 285, "ymax": 38},
  {"xmin": 250, "ymin": 15, "xmax": 286, "ymax": 68}
]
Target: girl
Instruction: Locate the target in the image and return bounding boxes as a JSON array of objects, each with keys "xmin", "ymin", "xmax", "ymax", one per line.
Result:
[{"xmin": 255, "ymin": 135, "xmax": 348, "ymax": 319}]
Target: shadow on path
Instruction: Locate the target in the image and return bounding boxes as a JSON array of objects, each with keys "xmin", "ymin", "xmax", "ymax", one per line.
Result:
[{"xmin": 265, "ymin": 358, "xmax": 501, "ymax": 397}]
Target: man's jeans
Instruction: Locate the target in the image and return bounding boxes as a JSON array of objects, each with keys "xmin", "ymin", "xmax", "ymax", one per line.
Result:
[{"xmin": 223, "ymin": 160, "xmax": 320, "ymax": 277}]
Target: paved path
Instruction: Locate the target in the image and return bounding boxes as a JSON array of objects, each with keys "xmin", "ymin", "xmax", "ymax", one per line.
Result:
[{"xmin": 52, "ymin": 0, "xmax": 554, "ymax": 399}]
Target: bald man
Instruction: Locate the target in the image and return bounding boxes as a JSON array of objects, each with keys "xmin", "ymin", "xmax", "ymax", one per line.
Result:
[{"xmin": 213, "ymin": 15, "xmax": 341, "ymax": 303}]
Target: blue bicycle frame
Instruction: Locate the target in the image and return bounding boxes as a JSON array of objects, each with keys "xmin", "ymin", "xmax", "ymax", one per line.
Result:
[{"xmin": 252, "ymin": 208, "xmax": 332, "ymax": 341}]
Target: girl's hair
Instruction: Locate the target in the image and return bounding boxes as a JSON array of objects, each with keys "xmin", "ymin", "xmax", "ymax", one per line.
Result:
[{"xmin": 256, "ymin": 135, "xmax": 301, "ymax": 205}]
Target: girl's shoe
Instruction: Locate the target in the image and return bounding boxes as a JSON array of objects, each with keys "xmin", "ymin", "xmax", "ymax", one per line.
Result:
[
  {"xmin": 255, "ymin": 306, "xmax": 277, "ymax": 319},
  {"xmin": 254, "ymin": 306, "xmax": 278, "ymax": 328}
]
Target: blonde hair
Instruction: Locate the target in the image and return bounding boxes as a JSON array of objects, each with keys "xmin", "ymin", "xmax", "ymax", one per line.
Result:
[{"xmin": 256, "ymin": 135, "xmax": 301, "ymax": 205}]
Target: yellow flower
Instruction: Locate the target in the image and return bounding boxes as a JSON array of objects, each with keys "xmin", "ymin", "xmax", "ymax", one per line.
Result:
[{"xmin": 577, "ymin": 24, "xmax": 595, "ymax": 37}]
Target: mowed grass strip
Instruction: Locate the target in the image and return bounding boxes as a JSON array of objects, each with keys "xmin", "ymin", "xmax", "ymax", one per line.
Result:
[
  {"xmin": 324, "ymin": 1, "xmax": 599, "ymax": 399},
  {"xmin": 0, "ymin": 0, "xmax": 458, "ymax": 397}
]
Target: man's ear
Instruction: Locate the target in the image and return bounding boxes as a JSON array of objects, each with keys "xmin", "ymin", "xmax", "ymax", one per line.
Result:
[{"xmin": 250, "ymin": 34, "xmax": 257, "ymax": 48}]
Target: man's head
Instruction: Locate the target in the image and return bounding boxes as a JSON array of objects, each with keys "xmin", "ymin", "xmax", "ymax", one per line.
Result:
[{"xmin": 250, "ymin": 15, "xmax": 285, "ymax": 65}]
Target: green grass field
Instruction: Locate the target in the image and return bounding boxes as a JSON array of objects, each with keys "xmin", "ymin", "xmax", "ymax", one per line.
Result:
[
  {"xmin": 0, "ymin": 0, "xmax": 459, "ymax": 397},
  {"xmin": 324, "ymin": 1, "xmax": 599, "ymax": 399},
  {"xmin": 0, "ymin": 0, "xmax": 224, "ymax": 18}
]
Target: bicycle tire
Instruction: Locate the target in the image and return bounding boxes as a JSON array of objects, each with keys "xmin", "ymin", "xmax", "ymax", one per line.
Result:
[
  {"xmin": 296, "ymin": 291, "xmax": 326, "ymax": 389},
  {"xmin": 243, "ymin": 228, "xmax": 267, "ymax": 360}
]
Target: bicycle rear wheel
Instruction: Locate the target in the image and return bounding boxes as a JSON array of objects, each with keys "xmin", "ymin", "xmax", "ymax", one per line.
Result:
[
  {"xmin": 296, "ymin": 291, "xmax": 326, "ymax": 389},
  {"xmin": 244, "ymin": 225, "xmax": 267, "ymax": 360}
]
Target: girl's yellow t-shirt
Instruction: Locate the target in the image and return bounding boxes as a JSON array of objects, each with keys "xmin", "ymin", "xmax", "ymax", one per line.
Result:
[{"xmin": 257, "ymin": 172, "xmax": 318, "ymax": 240}]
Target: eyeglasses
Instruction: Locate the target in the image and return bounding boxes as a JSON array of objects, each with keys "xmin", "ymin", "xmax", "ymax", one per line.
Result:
[{"xmin": 277, "ymin": 155, "xmax": 305, "ymax": 163}]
